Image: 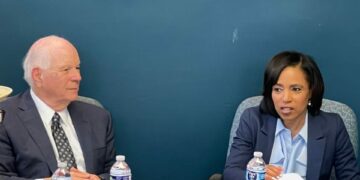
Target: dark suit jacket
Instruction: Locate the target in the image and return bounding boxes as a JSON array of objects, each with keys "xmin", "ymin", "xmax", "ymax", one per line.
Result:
[
  {"xmin": 0, "ymin": 90, "xmax": 116, "ymax": 180},
  {"xmin": 223, "ymin": 106, "xmax": 360, "ymax": 180}
]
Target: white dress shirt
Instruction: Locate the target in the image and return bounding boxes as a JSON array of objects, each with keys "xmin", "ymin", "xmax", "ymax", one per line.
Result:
[{"xmin": 30, "ymin": 89, "xmax": 86, "ymax": 172}]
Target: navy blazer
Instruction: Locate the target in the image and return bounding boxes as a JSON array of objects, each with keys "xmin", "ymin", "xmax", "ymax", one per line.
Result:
[
  {"xmin": 223, "ymin": 106, "xmax": 360, "ymax": 180},
  {"xmin": 0, "ymin": 90, "xmax": 116, "ymax": 180}
]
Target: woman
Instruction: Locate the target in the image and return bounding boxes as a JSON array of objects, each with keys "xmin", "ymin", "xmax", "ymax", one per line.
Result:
[{"xmin": 223, "ymin": 51, "xmax": 360, "ymax": 180}]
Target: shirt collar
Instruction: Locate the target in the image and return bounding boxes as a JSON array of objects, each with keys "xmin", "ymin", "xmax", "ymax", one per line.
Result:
[
  {"xmin": 275, "ymin": 112, "xmax": 308, "ymax": 143},
  {"xmin": 298, "ymin": 113, "xmax": 308, "ymax": 144},
  {"xmin": 30, "ymin": 89, "xmax": 70, "ymax": 126}
]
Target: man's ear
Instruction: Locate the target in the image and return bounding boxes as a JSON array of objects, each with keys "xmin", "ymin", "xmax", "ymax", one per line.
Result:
[{"xmin": 31, "ymin": 67, "xmax": 42, "ymax": 87}]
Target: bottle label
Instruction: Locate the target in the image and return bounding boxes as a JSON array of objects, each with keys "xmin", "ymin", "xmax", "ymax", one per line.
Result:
[
  {"xmin": 110, "ymin": 175, "xmax": 131, "ymax": 180},
  {"xmin": 246, "ymin": 170, "xmax": 265, "ymax": 180}
]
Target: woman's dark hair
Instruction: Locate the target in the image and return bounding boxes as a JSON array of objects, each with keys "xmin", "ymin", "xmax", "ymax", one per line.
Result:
[{"xmin": 260, "ymin": 51, "xmax": 324, "ymax": 116}]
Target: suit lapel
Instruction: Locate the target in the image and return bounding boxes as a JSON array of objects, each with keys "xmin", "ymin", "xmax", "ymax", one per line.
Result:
[
  {"xmin": 258, "ymin": 114, "xmax": 277, "ymax": 163},
  {"xmin": 307, "ymin": 115, "xmax": 325, "ymax": 179},
  {"xmin": 18, "ymin": 90, "xmax": 57, "ymax": 172},
  {"xmin": 256, "ymin": 111, "xmax": 326, "ymax": 178},
  {"xmin": 68, "ymin": 103, "xmax": 94, "ymax": 172}
]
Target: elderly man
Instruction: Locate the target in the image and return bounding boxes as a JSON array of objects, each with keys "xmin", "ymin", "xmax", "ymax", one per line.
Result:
[{"xmin": 0, "ymin": 35, "xmax": 115, "ymax": 180}]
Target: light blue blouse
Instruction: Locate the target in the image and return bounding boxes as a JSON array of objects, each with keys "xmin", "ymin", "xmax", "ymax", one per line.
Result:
[{"xmin": 269, "ymin": 113, "xmax": 308, "ymax": 178}]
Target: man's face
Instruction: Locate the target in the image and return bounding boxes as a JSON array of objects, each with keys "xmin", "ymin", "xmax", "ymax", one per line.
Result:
[{"xmin": 37, "ymin": 45, "xmax": 81, "ymax": 107}]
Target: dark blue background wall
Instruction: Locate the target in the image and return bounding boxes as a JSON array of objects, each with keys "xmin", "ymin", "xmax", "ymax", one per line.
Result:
[{"xmin": 1, "ymin": 1, "xmax": 360, "ymax": 179}]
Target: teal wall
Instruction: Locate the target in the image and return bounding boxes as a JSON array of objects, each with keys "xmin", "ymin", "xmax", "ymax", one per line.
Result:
[{"xmin": 1, "ymin": 1, "xmax": 360, "ymax": 179}]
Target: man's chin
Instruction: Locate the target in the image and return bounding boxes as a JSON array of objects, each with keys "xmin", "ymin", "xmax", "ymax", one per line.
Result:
[{"xmin": 68, "ymin": 94, "xmax": 79, "ymax": 101}]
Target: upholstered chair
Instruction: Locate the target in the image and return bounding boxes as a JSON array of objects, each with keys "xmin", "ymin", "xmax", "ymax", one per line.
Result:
[{"xmin": 77, "ymin": 96, "xmax": 104, "ymax": 108}]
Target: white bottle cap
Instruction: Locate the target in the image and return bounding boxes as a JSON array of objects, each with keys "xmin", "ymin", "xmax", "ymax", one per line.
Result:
[
  {"xmin": 254, "ymin": 151, "xmax": 263, "ymax": 157},
  {"xmin": 116, "ymin": 155, "xmax": 125, "ymax": 161}
]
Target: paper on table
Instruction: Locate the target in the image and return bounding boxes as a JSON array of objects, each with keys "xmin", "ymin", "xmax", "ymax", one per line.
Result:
[{"xmin": 279, "ymin": 173, "xmax": 304, "ymax": 180}]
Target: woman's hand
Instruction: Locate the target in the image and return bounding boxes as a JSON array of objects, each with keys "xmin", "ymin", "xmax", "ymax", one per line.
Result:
[{"xmin": 265, "ymin": 164, "xmax": 283, "ymax": 180}]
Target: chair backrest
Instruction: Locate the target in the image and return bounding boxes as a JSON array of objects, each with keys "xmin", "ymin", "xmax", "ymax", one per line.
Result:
[
  {"xmin": 76, "ymin": 96, "xmax": 104, "ymax": 108},
  {"xmin": 226, "ymin": 96, "xmax": 359, "ymax": 158}
]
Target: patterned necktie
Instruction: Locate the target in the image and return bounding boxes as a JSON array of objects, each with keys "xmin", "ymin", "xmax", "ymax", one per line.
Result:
[{"xmin": 51, "ymin": 112, "xmax": 77, "ymax": 169}]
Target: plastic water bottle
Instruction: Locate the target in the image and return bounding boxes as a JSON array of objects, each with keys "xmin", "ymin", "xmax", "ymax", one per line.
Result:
[
  {"xmin": 110, "ymin": 155, "xmax": 132, "ymax": 180},
  {"xmin": 246, "ymin": 151, "xmax": 265, "ymax": 180},
  {"xmin": 52, "ymin": 161, "xmax": 71, "ymax": 180}
]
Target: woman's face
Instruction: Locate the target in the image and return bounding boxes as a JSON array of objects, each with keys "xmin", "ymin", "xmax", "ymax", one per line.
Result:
[{"xmin": 272, "ymin": 65, "xmax": 311, "ymax": 125}]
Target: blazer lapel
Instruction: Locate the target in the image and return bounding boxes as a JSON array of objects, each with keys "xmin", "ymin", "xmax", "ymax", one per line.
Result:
[
  {"xmin": 307, "ymin": 115, "xmax": 325, "ymax": 179},
  {"xmin": 18, "ymin": 91, "xmax": 57, "ymax": 172},
  {"xmin": 258, "ymin": 114, "xmax": 277, "ymax": 163},
  {"xmin": 68, "ymin": 103, "xmax": 94, "ymax": 172}
]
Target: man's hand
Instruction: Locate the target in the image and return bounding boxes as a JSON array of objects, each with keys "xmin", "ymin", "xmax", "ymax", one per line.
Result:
[
  {"xmin": 265, "ymin": 164, "xmax": 283, "ymax": 180},
  {"xmin": 70, "ymin": 167, "xmax": 100, "ymax": 180}
]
